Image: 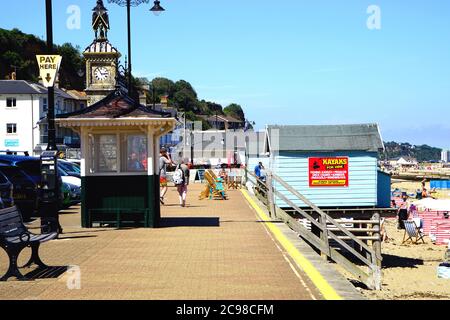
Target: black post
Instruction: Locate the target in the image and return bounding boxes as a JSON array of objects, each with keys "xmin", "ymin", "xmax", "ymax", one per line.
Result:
[
  {"xmin": 127, "ymin": 0, "xmax": 132, "ymax": 94},
  {"xmin": 190, "ymin": 131, "xmax": 194, "ymax": 165},
  {"xmin": 42, "ymin": 0, "xmax": 61, "ymax": 234},
  {"xmin": 46, "ymin": 0, "xmax": 56, "ymax": 151},
  {"xmin": 152, "ymin": 85, "xmax": 156, "ymax": 109}
]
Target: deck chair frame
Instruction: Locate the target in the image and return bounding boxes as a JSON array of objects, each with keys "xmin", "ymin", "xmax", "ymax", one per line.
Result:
[{"xmin": 402, "ymin": 220, "xmax": 426, "ymax": 245}]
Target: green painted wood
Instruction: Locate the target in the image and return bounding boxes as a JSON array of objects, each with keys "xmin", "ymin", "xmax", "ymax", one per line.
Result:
[{"xmin": 81, "ymin": 175, "xmax": 159, "ymax": 228}]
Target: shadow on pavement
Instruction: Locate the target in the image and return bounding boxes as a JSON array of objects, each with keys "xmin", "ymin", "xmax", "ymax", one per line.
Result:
[
  {"xmin": 159, "ymin": 217, "xmax": 220, "ymax": 228},
  {"xmin": 56, "ymin": 235, "xmax": 97, "ymax": 240}
]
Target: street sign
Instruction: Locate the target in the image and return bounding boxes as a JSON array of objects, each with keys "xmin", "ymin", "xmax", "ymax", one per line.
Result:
[{"xmin": 36, "ymin": 55, "xmax": 62, "ymax": 88}]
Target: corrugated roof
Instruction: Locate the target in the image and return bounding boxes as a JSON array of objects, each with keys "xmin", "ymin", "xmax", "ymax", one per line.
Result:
[{"xmin": 266, "ymin": 124, "xmax": 384, "ymax": 152}]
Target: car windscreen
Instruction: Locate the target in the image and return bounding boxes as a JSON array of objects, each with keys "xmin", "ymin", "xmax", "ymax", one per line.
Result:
[
  {"xmin": 59, "ymin": 162, "xmax": 80, "ymax": 174},
  {"xmin": 0, "ymin": 167, "xmax": 33, "ymax": 185}
]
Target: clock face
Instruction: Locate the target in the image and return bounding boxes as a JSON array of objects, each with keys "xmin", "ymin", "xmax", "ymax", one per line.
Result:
[{"xmin": 93, "ymin": 67, "xmax": 110, "ymax": 81}]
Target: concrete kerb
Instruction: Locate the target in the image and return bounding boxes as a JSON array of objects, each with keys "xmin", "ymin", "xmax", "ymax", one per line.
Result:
[{"xmin": 240, "ymin": 189, "xmax": 366, "ymax": 300}]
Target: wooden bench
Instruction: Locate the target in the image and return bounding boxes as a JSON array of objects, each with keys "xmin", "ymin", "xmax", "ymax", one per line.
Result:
[
  {"xmin": 0, "ymin": 206, "xmax": 58, "ymax": 281},
  {"xmin": 88, "ymin": 196, "xmax": 150, "ymax": 228}
]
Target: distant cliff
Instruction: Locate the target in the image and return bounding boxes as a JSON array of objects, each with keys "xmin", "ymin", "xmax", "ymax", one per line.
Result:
[
  {"xmin": 0, "ymin": 28, "xmax": 85, "ymax": 90},
  {"xmin": 382, "ymin": 141, "xmax": 442, "ymax": 162}
]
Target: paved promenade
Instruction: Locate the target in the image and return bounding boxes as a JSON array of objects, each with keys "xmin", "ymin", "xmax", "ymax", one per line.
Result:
[{"xmin": 0, "ymin": 185, "xmax": 323, "ymax": 300}]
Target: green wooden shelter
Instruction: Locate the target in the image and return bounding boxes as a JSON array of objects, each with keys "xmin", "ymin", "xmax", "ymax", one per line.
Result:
[{"xmin": 56, "ymin": 90, "xmax": 176, "ymax": 228}]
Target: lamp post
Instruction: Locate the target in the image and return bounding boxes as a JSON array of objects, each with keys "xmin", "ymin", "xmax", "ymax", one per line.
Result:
[
  {"xmin": 45, "ymin": 0, "xmax": 57, "ymax": 151},
  {"xmin": 108, "ymin": 0, "xmax": 165, "ymax": 95}
]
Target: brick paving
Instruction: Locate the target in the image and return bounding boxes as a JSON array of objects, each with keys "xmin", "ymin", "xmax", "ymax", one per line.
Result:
[{"xmin": 0, "ymin": 184, "xmax": 322, "ymax": 300}]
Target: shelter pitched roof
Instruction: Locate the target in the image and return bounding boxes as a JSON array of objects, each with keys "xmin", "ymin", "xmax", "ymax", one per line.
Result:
[
  {"xmin": 266, "ymin": 123, "xmax": 384, "ymax": 152},
  {"xmin": 56, "ymin": 90, "xmax": 171, "ymax": 119}
]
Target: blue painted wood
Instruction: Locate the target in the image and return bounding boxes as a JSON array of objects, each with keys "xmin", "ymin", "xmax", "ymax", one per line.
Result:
[
  {"xmin": 272, "ymin": 151, "xmax": 378, "ymax": 208},
  {"xmin": 377, "ymin": 171, "xmax": 391, "ymax": 207},
  {"xmin": 430, "ymin": 180, "xmax": 450, "ymax": 189}
]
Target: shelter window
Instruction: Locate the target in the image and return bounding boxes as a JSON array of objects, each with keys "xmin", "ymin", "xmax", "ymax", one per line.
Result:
[
  {"xmin": 89, "ymin": 134, "xmax": 117, "ymax": 173},
  {"xmin": 88, "ymin": 133, "xmax": 147, "ymax": 175},
  {"xmin": 121, "ymin": 134, "xmax": 148, "ymax": 173}
]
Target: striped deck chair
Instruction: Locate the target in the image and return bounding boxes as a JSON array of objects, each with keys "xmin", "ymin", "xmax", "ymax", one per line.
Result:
[
  {"xmin": 402, "ymin": 220, "xmax": 426, "ymax": 245},
  {"xmin": 204, "ymin": 171, "xmax": 227, "ymax": 200}
]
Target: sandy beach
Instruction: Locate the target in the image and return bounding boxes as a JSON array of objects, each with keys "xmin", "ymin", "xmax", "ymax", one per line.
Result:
[{"xmin": 360, "ymin": 218, "xmax": 449, "ymax": 300}]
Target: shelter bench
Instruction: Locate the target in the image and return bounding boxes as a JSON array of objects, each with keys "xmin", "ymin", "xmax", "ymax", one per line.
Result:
[
  {"xmin": 87, "ymin": 196, "xmax": 150, "ymax": 228},
  {"xmin": 0, "ymin": 206, "xmax": 58, "ymax": 281}
]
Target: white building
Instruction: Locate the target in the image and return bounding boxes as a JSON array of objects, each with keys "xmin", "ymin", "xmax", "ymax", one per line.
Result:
[
  {"xmin": 442, "ymin": 150, "xmax": 450, "ymax": 163},
  {"xmin": 0, "ymin": 80, "xmax": 86, "ymax": 155}
]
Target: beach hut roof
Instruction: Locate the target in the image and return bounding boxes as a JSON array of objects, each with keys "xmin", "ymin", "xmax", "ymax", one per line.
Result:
[{"xmin": 266, "ymin": 123, "xmax": 384, "ymax": 152}]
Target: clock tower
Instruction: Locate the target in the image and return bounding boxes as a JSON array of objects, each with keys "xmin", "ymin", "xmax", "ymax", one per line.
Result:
[{"xmin": 84, "ymin": 0, "xmax": 121, "ymax": 106}]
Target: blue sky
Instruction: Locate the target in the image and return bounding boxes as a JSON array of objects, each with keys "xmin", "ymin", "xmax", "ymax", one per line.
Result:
[{"xmin": 2, "ymin": 0, "xmax": 450, "ymax": 148}]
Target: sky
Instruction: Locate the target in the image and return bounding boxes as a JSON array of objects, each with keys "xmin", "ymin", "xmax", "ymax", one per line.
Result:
[{"xmin": 1, "ymin": 0, "xmax": 450, "ymax": 149}]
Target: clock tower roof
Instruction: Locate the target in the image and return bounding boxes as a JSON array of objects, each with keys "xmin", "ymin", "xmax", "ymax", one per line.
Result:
[
  {"xmin": 84, "ymin": 39, "xmax": 120, "ymax": 55},
  {"xmin": 92, "ymin": 0, "xmax": 110, "ymax": 41}
]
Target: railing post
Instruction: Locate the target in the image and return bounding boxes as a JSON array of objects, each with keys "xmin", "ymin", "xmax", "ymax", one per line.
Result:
[
  {"xmin": 244, "ymin": 166, "xmax": 248, "ymax": 186},
  {"xmin": 320, "ymin": 212, "xmax": 331, "ymax": 260},
  {"xmin": 370, "ymin": 212, "xmax": 382, "ymax": 290},
  {"xmin": 266, "ymin": 172, "xmax": 276, "ymax": 219}
]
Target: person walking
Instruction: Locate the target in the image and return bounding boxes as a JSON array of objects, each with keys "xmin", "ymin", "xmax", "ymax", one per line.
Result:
[
  {"xmin": 159, "ymin": 147, "xmax": 174, "ymax": 205},
  {"xmin": 175, "ymin": 158, "xmax": 190, "ymax": 207}
]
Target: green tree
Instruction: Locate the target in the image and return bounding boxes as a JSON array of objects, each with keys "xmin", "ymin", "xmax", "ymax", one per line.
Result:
[{"xmin": 223, "ymin": 103, "xmax": 245, "ymax": 121}]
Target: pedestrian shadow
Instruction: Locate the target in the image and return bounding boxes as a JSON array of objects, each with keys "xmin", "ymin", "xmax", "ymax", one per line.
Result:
[
  {"xmin": 159, "ymin": 217, "xmax": 220, "ymax": 228},
  {"xmin": 56, "ymin": 235, "xmax": 97, "ymax": 240},
  {"xmin": 58, "ymin": 211, "xmax": 80, "ymax": 215},
  {"xmin": 162, "ymin": 204, "xmax": 206, "ymax": 208},
  {"xmin": 23, "ymin": 266, "xmax": 68, "ymax": 280}
]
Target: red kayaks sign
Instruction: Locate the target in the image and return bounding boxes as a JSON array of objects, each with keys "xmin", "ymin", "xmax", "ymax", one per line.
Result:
[{"xmin": 308, "ymin": 157, "xmax": 349, "ymax": 187}]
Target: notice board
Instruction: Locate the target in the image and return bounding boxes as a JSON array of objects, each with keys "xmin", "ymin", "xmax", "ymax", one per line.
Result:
[{"xmin": 308, "ymin": 157, "xmax": 349, "ymax": 187}]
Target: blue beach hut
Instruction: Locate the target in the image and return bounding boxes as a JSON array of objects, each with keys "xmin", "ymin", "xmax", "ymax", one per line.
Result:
[{"xmin": 265, "ymin": 124, "xmax": 390, "ymax": 208}]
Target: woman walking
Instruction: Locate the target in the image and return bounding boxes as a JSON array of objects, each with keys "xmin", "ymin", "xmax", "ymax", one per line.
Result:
[{"xmin": 175, "ymin": 158, "xmax": 190, "ymax": 207}]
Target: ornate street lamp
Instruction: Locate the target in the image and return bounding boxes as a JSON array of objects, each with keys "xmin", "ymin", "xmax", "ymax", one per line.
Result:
[{"xmin": 107, "ymin": 0, "xmax": 165, "ymax": 94}]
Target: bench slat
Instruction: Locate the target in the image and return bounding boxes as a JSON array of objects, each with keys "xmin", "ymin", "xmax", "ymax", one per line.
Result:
[{"xmin": 0, "ymin": 211, "xmax": 21, "ymax": 223}]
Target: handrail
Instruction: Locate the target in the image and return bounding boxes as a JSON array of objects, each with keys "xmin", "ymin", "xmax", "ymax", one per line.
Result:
[
  {"xmin": 272, "ymin": 173, "xmax": 381, "ymax": 260},
  {"xmin": 244, "ymin": 167, "xmax": 382, "ymax": 289}
]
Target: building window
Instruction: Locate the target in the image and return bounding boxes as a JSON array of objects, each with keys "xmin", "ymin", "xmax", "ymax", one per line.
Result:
[
  {"xmin": 6, "ymin": 123, "xmax": 17, "ymax": 134},
  {"xmin": 56, "ymin": 100, "xmax": 61, "ymax": 114},
  {"xmin": 6, "ymin": 98, "xmax": 16, "ymax": 107},
  {"xmin": 43, "ymin": 98, "xmax": 48, "ymax": 112}
]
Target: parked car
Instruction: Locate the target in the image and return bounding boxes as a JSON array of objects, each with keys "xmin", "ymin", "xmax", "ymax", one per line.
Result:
[
  {"xmin": 0, "ymin": 169, "xmax": 14, "ymax": 209},
  {"xmin": 0, "ymin": 155, "xmax": 81, "ymax": 210},
  {"xmin": 0, "ymin": 164, "xmax": 38, "ymax": 221},
  {"xmin": 59, "ymin": 159, "xmax": 81, "ymax": 178}
]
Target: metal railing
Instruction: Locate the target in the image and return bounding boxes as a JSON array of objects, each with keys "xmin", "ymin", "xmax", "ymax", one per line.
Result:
[{"xmin": 244, "ymin": 168, "xmax": 382, "ymax": 290}]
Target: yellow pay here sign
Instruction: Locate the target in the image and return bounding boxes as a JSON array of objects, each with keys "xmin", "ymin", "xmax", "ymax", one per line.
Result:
[{"xmin": 36, "ymin": 55, "xmax": 62, "ymax": 88}]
